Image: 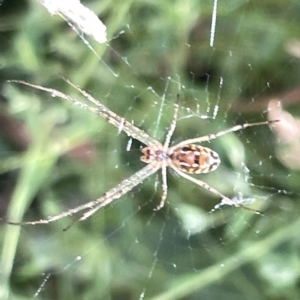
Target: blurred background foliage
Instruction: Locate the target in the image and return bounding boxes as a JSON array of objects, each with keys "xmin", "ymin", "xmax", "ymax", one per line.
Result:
[{"xmin": 1, "ymin": 0, "xmax": 300, "ymax": 299}]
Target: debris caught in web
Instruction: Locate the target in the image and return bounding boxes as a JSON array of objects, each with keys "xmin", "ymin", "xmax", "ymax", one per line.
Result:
[{"xmin": 37, "ymin": 0, "xmax": 107, "ymax": 43}]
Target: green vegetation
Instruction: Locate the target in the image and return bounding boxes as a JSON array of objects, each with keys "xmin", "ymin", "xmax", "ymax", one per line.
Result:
[{"xmin": 1, "ymin": 0, "xmax": 300, "ymax": 299}]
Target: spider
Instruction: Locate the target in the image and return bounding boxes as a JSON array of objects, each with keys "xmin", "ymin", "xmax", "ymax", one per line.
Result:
[{"xmin": 7, "ymin": 79, "xmax": 278, "ymax": 230}]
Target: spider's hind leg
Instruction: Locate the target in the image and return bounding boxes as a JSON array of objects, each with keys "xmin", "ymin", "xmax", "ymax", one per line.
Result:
[{"xmin": 172, "ymin": 167, "xmax": 263, "ymax": 215}]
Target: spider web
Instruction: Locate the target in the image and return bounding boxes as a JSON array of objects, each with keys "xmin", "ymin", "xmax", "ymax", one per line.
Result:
[{"xmin": 1, "ymin": 1, "xmax": 300, "ymax": 300}]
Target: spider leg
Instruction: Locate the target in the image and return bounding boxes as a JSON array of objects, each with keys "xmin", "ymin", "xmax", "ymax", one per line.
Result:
[
  {"xmin": 9, "ymin": 80, "xmax": 85, "ymax": 109},
  {"xmin": 153, "ymin": 96, "xmax": 180, "ymax": 210},
  {"xmin": 63, "ymin": 201, "xmax": 109, "ymax": 231},
  {"xmin": 63, "ymin": 164, "xmax": 160, "ymax": 230},
  {"xmin": 9, "ymin": 80, "xmax": 160, "ymax": 147},
  {"xmin": 172, "ymin": 167, "xmax": 263, "ymax": 215},
  {"xmin": 173, "ymin": 120, "xmax": 279, "ymax": 149},
  {"xmin": 163, "ymin": 96, "xmax": 179, "ymax": 149},
  {"xmin": 7, "ymin": 164, "xmax": 160, "ymax": 228},
  {"xmin": 61, "ymin": 77, "xmax": 160, "ymax": 146},
  {"xmin": 154, "ymin": 163, "xmax": 168, "ymax": 211}
]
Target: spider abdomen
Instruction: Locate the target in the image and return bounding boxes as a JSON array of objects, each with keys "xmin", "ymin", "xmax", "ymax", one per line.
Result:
[{"xmin": 170, "ymin": 144, "xmax": 220, "ymax": 174}]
